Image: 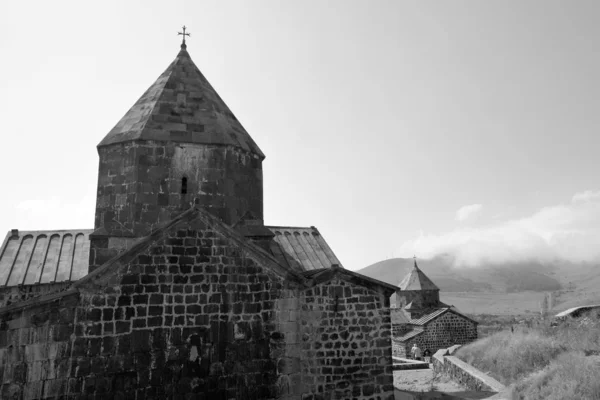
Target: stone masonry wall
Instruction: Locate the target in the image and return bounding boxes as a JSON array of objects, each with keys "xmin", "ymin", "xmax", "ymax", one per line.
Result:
[
  {"xmin": 432, "ymin": 347, "xmax": 505, "ymax": 393},
  {"xmin": 399, "ymin": 311, "xmax": 477, "ymax": 357},
  {"xmin": 75, "ymin": 223, "xmax": 292, "ymax": 399},
  {"xmin": 95, "ymin": 141, "xmax": 263, "ymax": 238},
  {"xmin": 0, "ymin": 216, "xmax": 396, "ymax": 399},
  {"xmin": 300, "ymin": 278, "xmax": 394, "ymax": 400},
  {"xmin": 0, "ymin": 220, "xmax": 301, "ymax": 399},
  {"xmin": 392, "ymin": 337, "xmax": 413, "ymax": 358},
  {"xmin": 0, "ymin": 293, "xmax": 79, "ymax": 399}
]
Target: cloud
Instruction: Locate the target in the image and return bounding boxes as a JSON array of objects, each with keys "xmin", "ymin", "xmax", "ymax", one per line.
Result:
[
  {"xmin": 455, "ymin": 204, "xmax": 483, "ymax": 222},
  {"xmin": 400, "ymin": 190, "xmax": 600, "ymax": 267}
]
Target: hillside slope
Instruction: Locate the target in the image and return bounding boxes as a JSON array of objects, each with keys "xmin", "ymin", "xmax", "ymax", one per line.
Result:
[
  {"xmin": 358, "ymin": 257, "xmax": 600, "ymax": 314},
  {"xmin": 357, "ymin": 256, "xmax": 561, "ymax": 293}
]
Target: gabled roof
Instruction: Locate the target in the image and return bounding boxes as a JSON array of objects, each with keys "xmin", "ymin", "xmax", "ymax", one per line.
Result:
[
  {"xmin": 0, "ymin": 222, "xmax": 342, "ymax": 288},
  {"xmin": 392, "ymin": 306, "xmax": 478, "ymax": 327},
  {"xmin": 300, "ymin": 265, "xmax": 397, "ymax": 294},
  {"xmin": 391, "ymin": 308, "xmax": 411, "ymax": 324},
  {"xmin": 267, "ymin": 226, "xmax": 341, "ymax": 271},
  {"xmin": 0, "ymin": 229, "xmax": 92, "ymax": 287},
  {"xmin": 396, "ymin": 327, "xmax": 424, "ymax": 342},
  {"xmin": 0, "ymin": 207, "xmax": 309, "ymax": 314},
  {"xmin": 398, "ymin": 258, "xmax": 439, "ymax": 291},
  {"xmin": 75, "ymin": 206, "xmax": 304, "ymax": 290},
  {"xmin": 98, "ymin": 44, "xmax": 264, "ymax": 158},
  {"xmin": 410, "ymin": 308, "xmax": 449, "ymax": 325}
]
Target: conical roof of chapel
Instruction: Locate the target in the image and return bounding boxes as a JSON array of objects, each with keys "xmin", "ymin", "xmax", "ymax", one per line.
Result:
[
  {"xmin": 98, "ymin": 44, "xmax": 264, "ymax": 158},
  {"xmin": 398, "ymin": 259, "xmax": 439, "ymax": 291}
]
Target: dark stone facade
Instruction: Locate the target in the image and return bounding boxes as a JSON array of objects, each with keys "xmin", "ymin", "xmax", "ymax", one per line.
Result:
[
  {"xmin": 391, "ymin": 262, "xmax": 478, "ymax": 358},
  {"xmin": 0, "ymin": 210, "xmax": 395, "ymax": 399},
  {"xmin": 0, "ymin": 42, "xmax": 396, "ymax": 400},
  {"xmin": 299, "ymin": 279, "xmax": 394, "ymax": 398},
  {"xmin": 391, "ymin": 310, "xmax": 478, "ymax": 358},
  {"xmin": 94, "ymin": 142, "xmax": 263, "ymax": 238}
]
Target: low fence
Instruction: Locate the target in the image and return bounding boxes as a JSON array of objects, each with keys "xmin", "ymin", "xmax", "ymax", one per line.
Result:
[{"xmin": 432, "ymin": 345, "xmax": 505, "ymax": 393}]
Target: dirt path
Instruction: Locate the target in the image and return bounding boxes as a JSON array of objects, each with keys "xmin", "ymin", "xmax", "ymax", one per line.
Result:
[{"xmin": 393, "ymin": 368, "xmax": 498, "ymax": 400}]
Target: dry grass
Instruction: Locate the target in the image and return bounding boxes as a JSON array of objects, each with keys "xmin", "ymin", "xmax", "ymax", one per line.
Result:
[
  {"xmin": 455, "ymin": 310, "xmax": 600, "ymax": 396},
  {"xmin": 510, "ymin": 352, "xmax": 600, "ymax": 400},
  {"xmin": 455, "ymin": 329, "xmax": 565, "ymax": 384}
]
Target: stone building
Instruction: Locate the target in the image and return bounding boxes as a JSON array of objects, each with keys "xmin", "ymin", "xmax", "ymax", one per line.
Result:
[
  {"xmin": 390, "ymin": 260, "xmax": 477, "ymax": 358},
  {"xmin": 0, "ymin": 38, "xmax": 396, "ymax": 399}
]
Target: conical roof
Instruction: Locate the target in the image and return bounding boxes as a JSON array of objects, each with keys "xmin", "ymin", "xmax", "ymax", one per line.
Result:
[
  {"xmin": 98, "ymin": 44, "xmax": 264, "ymax": 158},
  {"xmin": 398, "ymin": 258, "xmax": 439, "ymax": 291}
]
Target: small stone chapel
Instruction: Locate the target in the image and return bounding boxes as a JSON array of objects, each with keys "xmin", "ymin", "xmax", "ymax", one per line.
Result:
[
  {"xmin": 390, "ymin": 259, "xmax": 478, "ymax": 358},
  {"xmin": 0, "ymin": 33, "xmax": 396, "ymax": 400}
]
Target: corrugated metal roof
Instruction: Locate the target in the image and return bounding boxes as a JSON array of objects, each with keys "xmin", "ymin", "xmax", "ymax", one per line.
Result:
[
  {"xmin": 393, "ymin": 307, "xmax": 478, "ymax": 327},
  {"xmin": 267, "ymin": 226, "xmax": 341, "ymax": 272},
  {"xmin": 555, "ymin": 304, "xmax": 600, "ymax": 318},
  {"xmin": 0, "ymin": 230, "xmax": 92, "ymax": 287},
  {"xmin": 410, "ymin": 308, "xmax": 449, "ymax": 325},
  {"xmin": 398, "ymin": 259, "xmax": 439, "ymax": 291}
]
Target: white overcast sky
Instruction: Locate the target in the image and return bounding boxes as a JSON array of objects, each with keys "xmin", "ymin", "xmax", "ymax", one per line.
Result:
[{"xmin": 1, "ymin": 1, "xmax": 599, "ymax": 270}]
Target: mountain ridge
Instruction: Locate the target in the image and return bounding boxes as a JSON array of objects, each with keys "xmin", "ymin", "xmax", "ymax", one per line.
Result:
[{"xmin": 357, "ymin": 256, "xmax": 564, "ymax": 293}]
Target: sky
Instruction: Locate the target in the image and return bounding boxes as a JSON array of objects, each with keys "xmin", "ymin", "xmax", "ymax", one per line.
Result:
[{"xmin": 1, "ymin": 1, "xmax": 599, "ymax": 271}]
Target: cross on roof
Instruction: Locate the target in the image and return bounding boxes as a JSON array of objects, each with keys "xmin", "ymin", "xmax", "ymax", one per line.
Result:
[{"xmin": 178, "ymin": 25, "xmax": 190, "ymax": 48}]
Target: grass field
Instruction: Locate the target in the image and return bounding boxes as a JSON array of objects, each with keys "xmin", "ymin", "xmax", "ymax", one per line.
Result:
[
  {"xmin": 440, "ymin": 291, "xmax": 547, "ymax": 315},
  {"xmin": 455, "ymin": 311, "xmax": 600, "ymax": 400}
]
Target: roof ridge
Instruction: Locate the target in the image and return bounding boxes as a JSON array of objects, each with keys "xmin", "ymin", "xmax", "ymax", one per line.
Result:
[{"xmin": 75, "ymin": 206, "xmax": 307, "ymax": 291}]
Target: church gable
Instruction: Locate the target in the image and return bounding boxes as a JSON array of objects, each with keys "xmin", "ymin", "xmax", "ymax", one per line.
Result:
[
  {"xmin": 0, "ymin": 209, "xmax": 302, "ymax": 398},
  {"xmin": 299, "ymin": 277, "xmax": 394, "ymax": 398},
  {"xmin": 391, "ymin": 308, "xmax": 478, "ymax": 358},
  {"xmin": 79, "ymin": 206, "xmax": 304, "ymax": 291},
  {"xmin": 0, "ymin": 36, "xmax": 396, "ymax": 399}
]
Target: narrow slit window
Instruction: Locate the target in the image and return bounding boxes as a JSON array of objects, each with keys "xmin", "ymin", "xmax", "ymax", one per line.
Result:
[{"xmin": 181, "ymin": 177, "xmax": 188, "ymax": 194}]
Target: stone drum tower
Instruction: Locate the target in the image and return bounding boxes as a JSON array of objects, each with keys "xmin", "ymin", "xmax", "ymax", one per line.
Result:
[{"xmin": 89, "ymin": 41, "xmax": 265, "ymax": 270}]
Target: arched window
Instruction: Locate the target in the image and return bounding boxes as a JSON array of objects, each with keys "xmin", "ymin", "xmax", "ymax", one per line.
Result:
[{"xmin": 181, "ymin": 177, "xmax": 188, "ymax": 194}]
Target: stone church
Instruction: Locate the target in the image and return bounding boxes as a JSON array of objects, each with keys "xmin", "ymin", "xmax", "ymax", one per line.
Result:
[
  {"xmin": 0, "ymin": 37, "xmax": 396, "ymax": 399},
  {"xmin": 390, "ymin": 260, "xmax": 478, "ymax": 358}
]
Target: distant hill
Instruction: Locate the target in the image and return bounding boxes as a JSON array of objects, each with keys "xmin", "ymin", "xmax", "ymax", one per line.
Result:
[
  {"xmin": 357, "ymin": 256, "xmax": 562, "ymax": 293},
  {"xmin": 358, "ymin": 256, "xmax": 600, "ymax": 315}
]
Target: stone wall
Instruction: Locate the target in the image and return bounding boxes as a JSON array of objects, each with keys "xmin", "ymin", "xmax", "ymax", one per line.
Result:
[
  {"xmin": 398, "ymin": 311, "xmax": 477, "ymax": 357},
  {"xmin": 432, "ymin": 346, "xmax": 505, "ymax": 393},
  {"xmin": 0, "ymin": 216, "xmax": 395, "ymax": 399},
  {"xmin": 300, "ymin": 278, "xmax": 394, "ymax": 400},
  {"xmin": 392, "ymin": 337, "xmax": 413, "ymax": 358},
  {"xmin": 0, "ymin": 292, "xmax": 79, "ymax": 399},
  {"xmin": 1, "ymin": 221, "xmax": 293, "ymax": 399},
  {"xmin": 78, "ymin": 223, "xmax": 290, "ymax": 399},
  {"xmin": 391, "ymin": 323, "xmax": 412, "ymax": 337},
  {"xmin": 94, "ymin": 141, "xmax": 263, "ymax": 238}
]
